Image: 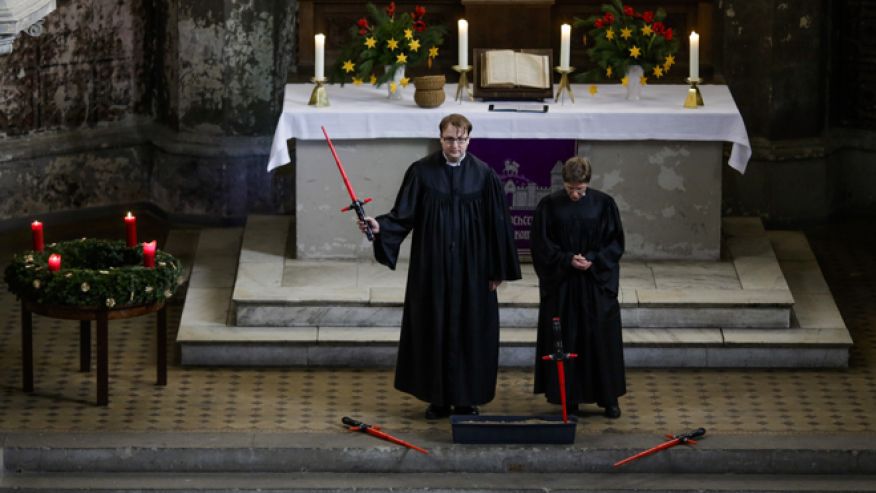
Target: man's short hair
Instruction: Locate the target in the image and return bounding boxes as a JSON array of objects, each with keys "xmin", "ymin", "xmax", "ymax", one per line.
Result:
[
  {"xmin": 439, "ymin": 114, "xmax": 473, "ymax": 135},
  {"xmin": 562, "ymin": 156, "xmax": 592, "ymax": 184}
]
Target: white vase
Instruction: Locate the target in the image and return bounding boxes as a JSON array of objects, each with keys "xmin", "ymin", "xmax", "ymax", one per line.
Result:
[
  {"xmin": 625, "ymin": 65, "xmax": 644, "ymax": 101},
  {"xmin": 385, "ymin": 64, "xmax": 405, "ymax": 100}
]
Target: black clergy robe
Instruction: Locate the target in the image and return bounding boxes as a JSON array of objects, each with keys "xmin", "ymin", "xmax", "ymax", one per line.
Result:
[
  {"xmin": 373, "ymin": 151, "xmax": 521, "ymax": 406},
  {"xmin": 530, "ymin": 188, "xmax": 626, "ymax": 407}
]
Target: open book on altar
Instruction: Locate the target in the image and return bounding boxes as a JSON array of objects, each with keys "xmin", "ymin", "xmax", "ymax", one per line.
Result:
[
  {"xmin": 481, "ymin": 50, "xmax": 551, "ymax": 89},
  {"xmin": 473, "ymin": 49, "xmax": 553, "ymax": 101}
]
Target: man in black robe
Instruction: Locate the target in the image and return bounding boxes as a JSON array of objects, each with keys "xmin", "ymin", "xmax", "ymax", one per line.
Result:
[
  {"xmin": 358, "ymin": 114, "xmax": 521, "ymax": 420},
  {"xmin": 530, "ymin": 156, "xmax": 626, "ymax": 418}
]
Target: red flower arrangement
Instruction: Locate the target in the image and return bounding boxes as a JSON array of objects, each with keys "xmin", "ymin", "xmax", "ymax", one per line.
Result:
[{"xmin": 574, "ymin": 0, "xmax": 680, "ymax": 83}]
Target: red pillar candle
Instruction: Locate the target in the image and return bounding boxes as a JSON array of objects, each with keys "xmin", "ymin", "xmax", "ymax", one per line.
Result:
[
  {"xmin": 31, "ymin": 221, "xmax": 45, "ymax": 252},
  {"xmin": 143, "ymin": 240, "xmax": 157, "ymax": 268},
  {"xmin": 124, "ymin": 212, "xmax": 137, "ymax": 247},
  {"xmin": 48, "ymin": 253, "xmax": 61, "ymax": 272}
]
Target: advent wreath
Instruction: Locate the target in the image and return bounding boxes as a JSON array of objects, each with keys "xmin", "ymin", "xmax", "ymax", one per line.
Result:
[{"xmin": 4, "ymin": 238, "xmax": 182, "ymax": 309}]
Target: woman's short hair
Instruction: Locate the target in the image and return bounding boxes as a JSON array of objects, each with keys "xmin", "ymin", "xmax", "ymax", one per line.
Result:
[
  {"xmin": 562, "ymin": 156, "xmax": 592, "ymax": 184},
  {"xmin": 439, "ymin": 113, "xmax": 473, "ymax": 135}
]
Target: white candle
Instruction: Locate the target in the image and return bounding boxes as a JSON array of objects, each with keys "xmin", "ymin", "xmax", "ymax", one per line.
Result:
[
  {"xmin": 689, "ymin": 31, "xmax": 699, "ymax": 80},
  {"xmin": 560, "ymin": 24, "xmax": 571, "ymax": 70},
  {"xmin": 314, "ymin": 33, "xmax": 325, "ymax": 80},
  {"xmin": 458, "ymin": 19, "xmax": 468, "ymax": 68}
]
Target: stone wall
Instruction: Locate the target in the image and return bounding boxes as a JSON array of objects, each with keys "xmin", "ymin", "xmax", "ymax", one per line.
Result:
[
  {"xmin": 147, "ymin": 0, "xmax": 297, "ymax": 218},
  {"xmin": 0, "ymin": 0, "xmax": 295, "ymax": 223},
  {"xmin": 718, "ymin": 0, "xmax": 876, "ymax": 223},
  {"xmin": 154, "ymin": 0, "xmax": 293, "ymax": 135},
  {"xmin": 0, "ymin": 0, "xmax": 873, "ymax": 225},
  {"xmin": 0, "ymin": 0, "xmax": 152, "ymax": 220},
  {"xmin": 0, "ymin": 0, "xmax": 149, "ymax": 136}
]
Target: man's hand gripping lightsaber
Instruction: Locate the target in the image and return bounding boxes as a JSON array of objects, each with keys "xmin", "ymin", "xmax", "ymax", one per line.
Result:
[{"xmin": 321, "ymin": 125, "xmax": 374, "ymax": 241}]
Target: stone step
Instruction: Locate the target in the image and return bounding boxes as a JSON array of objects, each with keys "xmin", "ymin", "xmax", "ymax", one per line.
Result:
[
  {"xmin": 175, "ymin": 218, "xmax": 852, "ymax": 368},
  {"xmin": 3, "ymin": 471, "xmax": 875, "ymax": 492},
  {"xmin": 238, "ymin": 224, "xmax": 797, "ymax": 330},
  {"xmin": 3, "ymin": 432, "xmax": 876, "ymax": 475},
  {"xmin": 231, "ymin": 215, "xmax": 795, "ymax": 329},
  {"xmin": 178, "ymin": 324, "xmax": 851, "ymax": 368},
  {"xmin": 233, "ymin": 302, "xmax": 793, "ymax": 329}
]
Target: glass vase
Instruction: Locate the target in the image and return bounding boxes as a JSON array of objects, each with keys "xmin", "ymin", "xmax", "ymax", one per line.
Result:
[
  {"xmin": 385, "ymin": 64, "xmax": 406, "ymax": 100},
  {"xmin": 625, "ymin": 64, "xmax": 644, "ymax": 101}
]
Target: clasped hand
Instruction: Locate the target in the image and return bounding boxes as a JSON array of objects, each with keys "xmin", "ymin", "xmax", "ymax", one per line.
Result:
[{"xmin": 571, "ymin": 254, "xmax": 592, "ymax": 271}]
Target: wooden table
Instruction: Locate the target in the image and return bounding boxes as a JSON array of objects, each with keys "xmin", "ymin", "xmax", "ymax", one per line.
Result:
[{"xmin": 21, "ymin": 299, "xmax": 167, "ymax": 406}]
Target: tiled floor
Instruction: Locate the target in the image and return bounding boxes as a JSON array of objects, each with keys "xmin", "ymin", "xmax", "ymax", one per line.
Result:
[{"xmin": 0, "ymin": 217, "xmax": 874, "ymax": 435}]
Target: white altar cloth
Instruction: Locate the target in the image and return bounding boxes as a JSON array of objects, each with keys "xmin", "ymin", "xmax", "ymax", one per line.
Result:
[{"xmin": 268, "ymin": 83, "xmax": 751, "ymax": 173}]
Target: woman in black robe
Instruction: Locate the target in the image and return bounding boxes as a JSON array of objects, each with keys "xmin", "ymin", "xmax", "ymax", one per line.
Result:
[
  {"xmin": 530, "ymin": 156, "xmax": 626, "ymax": 418},
  {"xmin": 359, "ymin": 114, "xmax": 521, "ymax": 419}
]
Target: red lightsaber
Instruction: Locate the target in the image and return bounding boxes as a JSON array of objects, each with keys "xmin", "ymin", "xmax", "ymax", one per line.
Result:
[
  {"xmin": 541, "ymin": 317, "xmax": 577, "ymax": 423},
  {"xmin": 613, "ymin": 428, "xmax": 706, "ymax": 468},
  {"xmin": 321, "ymin": 125, "xmax": 374, "ymax": 241},
  {"xmin": 342, "ymin": 416, "xmax": 429, "ymax": 455}
]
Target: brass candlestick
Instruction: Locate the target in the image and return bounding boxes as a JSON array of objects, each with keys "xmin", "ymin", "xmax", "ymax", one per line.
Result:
[
  {"xmin": 308, "ymin": 77, "xmax": 329, "ymax": 107},
  {"xmin": 683, "ymin": 76, "xmax": 704, "ymax": 108},
  {"xmin": 554, "ymin": 66, "xmax": 575, "ymax": 104},
  {"xmin": 452, "ymin": 65, "xmax": 473, "ymax": 102}
]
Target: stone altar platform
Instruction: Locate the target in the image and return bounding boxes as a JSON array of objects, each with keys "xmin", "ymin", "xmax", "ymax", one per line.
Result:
[
  {"xmin": 268, "ymin": 83, "xmax": 751, "ymax": 260},
  {"xmin": 175, "ymin": 215, "xmax": 851, "ymax": 368}
]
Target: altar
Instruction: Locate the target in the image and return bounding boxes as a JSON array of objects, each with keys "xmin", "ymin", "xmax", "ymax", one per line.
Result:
[{"xmin": 268, "ymin": 83, "xmax": 750, "ymax": 260}]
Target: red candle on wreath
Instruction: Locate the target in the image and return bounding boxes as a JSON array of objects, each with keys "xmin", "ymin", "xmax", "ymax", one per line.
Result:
[
  {"xmin": 143, "ymin": 240, "xmax": 157, "ymax": 268},
  {"xmin": 31, "ymin": 220, "xmax": 45, "ymax": 252},
  {"xmin": 48, "ymin": 253, "xmax": 61, "ymax": 272},
  {"xmin": 124, "ymin": 212, "xmax": 137, "ymax": 247}
]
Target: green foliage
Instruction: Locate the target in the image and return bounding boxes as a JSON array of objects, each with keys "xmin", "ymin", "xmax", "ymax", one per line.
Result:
[
  {"xmin": 573, "ymin": 0, "xmax": 680, "ymax": 83},
  {"xmin": 330, "ymin": 2, "xmax": 446, "ymax": 86},
  {"xmin": 4, "ymin": 239, "xmax": 183, "ymax": 309}
]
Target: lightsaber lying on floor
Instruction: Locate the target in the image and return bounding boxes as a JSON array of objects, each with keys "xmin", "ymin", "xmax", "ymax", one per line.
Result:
[
  {"xmin": 342, "ymin": 416, "xmax": 429, "ymax": 455},
  {"xmin": 613, "ymin": 427, "xmax": 706, "ymax": 468}
]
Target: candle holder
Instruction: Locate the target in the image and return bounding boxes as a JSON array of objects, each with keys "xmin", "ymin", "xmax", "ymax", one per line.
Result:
[
  {"xmin": 452, "ymin": 65, "xmax": 473, "ymax": 102},
  {"xmin": 683, "ymin": 77, "xmax": 704, "ymax": 108},
  {"xmin": 308, "ymin": 77, "xmax": 329, "ymax": 107},
  {"xmin": 554, "ymin": 66, "xmax": 575, "ymax": 104}
]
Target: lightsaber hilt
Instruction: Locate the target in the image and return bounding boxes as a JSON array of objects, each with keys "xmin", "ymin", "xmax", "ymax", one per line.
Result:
[
  {"xmin": 342, "ymin": 198, "xmax": 374, "ymax": 241},
  {"xmin": 676, "ymin": 427, "xmax": 706, "ymax": 443},
  {"xmin": 342, "ymin": 416, "xmax": 369, "ymax": 431},
  {"xmin": 552, "ymin": 317, "xmax": 563, "ymax": 358},
  {"xmin": 542, "ymin": 317, "xmax": 578, "ymax": 362}
]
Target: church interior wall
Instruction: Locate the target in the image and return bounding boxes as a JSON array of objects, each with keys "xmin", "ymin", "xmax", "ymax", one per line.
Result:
[
  {"xmin": 830, "ymin": 144, "xmax": 876, "ymax": 219},
  {"xmin": 0, "ymin": 0, "xmax": 295, "ymax": 226},
  {"xmin": 716, "ymin": 0, "xmax": 876, "ymax": 226},
  {"xmin": 0, "ymin": 0, "xmax": 873, "ymax": 228}
]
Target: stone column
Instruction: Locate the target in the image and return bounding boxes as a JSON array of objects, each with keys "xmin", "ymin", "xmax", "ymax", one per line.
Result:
[
  {"xmin": 150, "ymin": 0, "xmax": 296, "ymax": 217},
  {"xmin": 718, "ymin": 0, "xmax": 832, "ymax": 223}
]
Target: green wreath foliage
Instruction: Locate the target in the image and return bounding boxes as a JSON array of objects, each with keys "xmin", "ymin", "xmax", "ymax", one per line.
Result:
[{"xmin": 4, "ymin": 238, "xmax": 183, "ymax": 309}]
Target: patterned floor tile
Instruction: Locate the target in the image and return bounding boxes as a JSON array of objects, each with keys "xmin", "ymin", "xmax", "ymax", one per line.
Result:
[{"xmin": 0, "ymin": 218, "xmax": 874, "ymax": 435}]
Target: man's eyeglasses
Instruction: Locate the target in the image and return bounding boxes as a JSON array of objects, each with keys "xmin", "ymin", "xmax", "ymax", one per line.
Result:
[{"xmin": 441, "ymin": 137, "xmax": 469, "ymax": 144}]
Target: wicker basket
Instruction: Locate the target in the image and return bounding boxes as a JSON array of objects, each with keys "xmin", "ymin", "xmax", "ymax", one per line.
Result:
[
  {"xmin": 413, "ymin": 75, "xmax": 446, "ymax": 91},
  {"xmin": 414, "ymin": 88, "xmax": 446, "ymax": 108}
]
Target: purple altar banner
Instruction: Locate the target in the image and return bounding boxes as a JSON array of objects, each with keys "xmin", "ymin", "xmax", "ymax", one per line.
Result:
[{"xmin": 468, "ymin": 139, "xmax": 576, "ymax": 255}]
